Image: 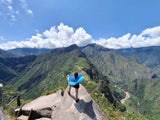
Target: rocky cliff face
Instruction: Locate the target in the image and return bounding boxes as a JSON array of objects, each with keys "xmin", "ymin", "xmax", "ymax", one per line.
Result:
[{"xmin": 16, "ymin": 84, "xmax": 108, "ymax": 120}]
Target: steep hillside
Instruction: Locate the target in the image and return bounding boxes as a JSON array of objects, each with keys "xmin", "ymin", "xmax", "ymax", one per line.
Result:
[
  {"xmin": 1, "ymin": 44, "xmax": 157, "ymax": 119},
  {"xmin": 124, "ymin": 78, "xmax": 160, "ymax": 118},
  {"xmin": 0, "ymin": 55, "xmax": 37, "ymax": 84},
  {"xmin": 117, "ymin": 46, "xmax": 160, "ymax": 76},
  {"xmin": 1, "ymin": 45, "xmax": 126, "ymax": 115},
  {"xmin": 81, "ymin": 44, "xmax": 160, "ymax": 119},
  {"xmin": 81, "ymin": 44, "xmax": 154, "ymax": 85},
  {"xmin": 8, "ymin": 48, "xmax": 52, "ymax": 56},
  {"xmin": 0, "ymin": 49, "xmax": 16, "ymax": 57}
]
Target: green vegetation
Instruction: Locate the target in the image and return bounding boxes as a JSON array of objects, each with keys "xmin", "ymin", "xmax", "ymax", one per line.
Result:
[
  {"xmin": 81, "ymin": 44, "xmax": 153, "ymax": 85},
  {"xmin": 81, "ymin": 44, "xmax": 160, "ymax": 119},
  {"xmin": 118, "ymin": 46, "xmax": 160, "ymax": 76},
  {"xmin": 0, "ymin": 44, "xmax": 159, "ymax": 119},
  {"xmin": 91, "ymin": 91, "xmax": 155, "ymax": 120},
  {"xmin": 1, "ymin": 44, "xmax": 124, "ymax": 118},
  {"xmin": 0, "ymin": 49, "xmax": 16, "ymax": 57},
  {"xmin": 124, "ymin": 78, "xmax": 160, "ymax": 119},
  {"xmin": 2, "ymin": 85, "xmax": 31, "ymax": 119}
]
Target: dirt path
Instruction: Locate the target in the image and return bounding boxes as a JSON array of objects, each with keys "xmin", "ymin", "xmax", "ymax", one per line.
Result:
[{"xmin": 121, "ymin": 91, "xmax": 130, "ymax": 104}]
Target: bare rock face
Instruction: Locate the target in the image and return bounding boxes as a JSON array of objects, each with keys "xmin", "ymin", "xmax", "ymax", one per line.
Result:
[
  {"xmin": 15, "ymin": 90, "xmax": 63, "ymax": 119},
  {"xmin": 22, "ymin": 90, "xmax": 63, "ymax": 111},
  {"xmin": 16, "ymin": 85, "xmax": 108, "ymax": 120},
  {"xmin": 52, "ymin": 84, "xmax": 108, "ymax": 120},
  {"xmin": 0, "ymin": 108, "xmax": 12, "ymax": 120}
]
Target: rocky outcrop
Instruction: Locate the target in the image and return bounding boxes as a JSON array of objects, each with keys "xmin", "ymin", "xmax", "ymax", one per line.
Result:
[
  {"xmin": 0, "ymin": 108, "xmax": 12, "ymax": 120},
  {"xmin": 16, "ymin": 84, "xmax": 108, "ymax": 120},
  {"xmin": 52, "ymin": 85, "xmax": 108, "ymax": 120},
  {"xmin": 15, "ymin": 90, "xmax": 63, "ymax": 119}
]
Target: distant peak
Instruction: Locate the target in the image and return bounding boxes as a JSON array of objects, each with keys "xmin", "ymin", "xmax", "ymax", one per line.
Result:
[
  {"xmin": 82, "ymin": 43, "xmax": 111, "ymax": 51},
  {"xmin": 53, "ymin": 44, "xmax": 79, "ymax": 54}
]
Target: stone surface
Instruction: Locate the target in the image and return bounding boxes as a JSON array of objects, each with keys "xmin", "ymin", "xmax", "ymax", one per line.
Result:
[
  {"xmin": 15, "ymin": 90, "xmax": 63, "ymax": 119},
  {"xmin": 51, "ymin": 84, "xmax": 108, "ymax": 120},
  {"xmin": 0, "ymin": 108, "xmax": 12, "ymax": 120},
  {"xmin": 17, "ymin": 115, "xmax": 28, "ymax": 120},
  {"xmin": 22, "ymin": 90, "xmax": 63, "ymax": 110},
  {"xmin": 35, "ymin": 117, "xmax": 51, "ymax": 120},
  {"xmin": 16, "ymin": 85, "xmax": 108, "ymax": 120}
]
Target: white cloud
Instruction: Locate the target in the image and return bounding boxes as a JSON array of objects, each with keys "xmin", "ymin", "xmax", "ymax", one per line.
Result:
[
  {"xmin": 0, "ymin": 23, "xmax": 93, "ymax": 50},
  {"xmin": 0, "ymin": 0, "xmax": 33, "ymax": 22},
  {"xmin": 19, "ymin": 0, "xmax": 33, "ymax": 15},
  {"xmin": 96, "ymin": 26, "xmax": 160, "ymax": 49},
  {"xmin": 27, "ymin": 9, "xmax": 33, "ymax": 15},
  {"xmin": 0, "ymin": 24, "xmax": 160, "ymax": 50},
  {"xmin": 7, "ymin": 5, "xmax": 13, "ymax": 11},
  {"xmin": 11, "ymin": 14, "xmax": 15, "ymax": 21}
]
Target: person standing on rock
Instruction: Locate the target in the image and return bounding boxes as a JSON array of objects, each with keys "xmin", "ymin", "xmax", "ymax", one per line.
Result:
[{"xmin": 67, "ymin": 72, "xmax": 84, "ymax": 102}]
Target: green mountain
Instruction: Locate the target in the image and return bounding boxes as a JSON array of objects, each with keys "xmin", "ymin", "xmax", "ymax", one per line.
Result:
[
  {"xmin": 0, "ymin": 55, "xmax": 36, "ymax": 83},
  {"xmin": 0, "ymin": 49, "xmax": 16, "ymax": 57},
  {"xmin": 117, "ymin": 46, "xmax": 160, "ymax": 76},
  {"xmin": 81, "ymin": 44, "xmax": 154, "ymax": 85},
  {"xmin": 8, "ymin": 48, "xmax": 52, "ymax": 57},
  {"xmin": 81, "ymin": 44, "xmax": 160, "ymax": 119},
  {"xmin": 1, "ymin": 45, "xmax": 126, "ymax": 113},
  {"xmin": 124, "ymin": 77, "xmax": 160, "ymax": 118},
  {"xmin": 1, "ymin": 44, "xmax": 158, "ymax": 119}
]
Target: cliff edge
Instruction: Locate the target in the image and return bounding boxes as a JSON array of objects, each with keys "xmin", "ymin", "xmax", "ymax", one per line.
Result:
[{"xmin": 16, "ymin": 84, "xmax": 108, "ymax": 120}]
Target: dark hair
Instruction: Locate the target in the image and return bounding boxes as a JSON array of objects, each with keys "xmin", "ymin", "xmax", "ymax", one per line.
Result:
[{"xmin": 74, "ymin": 72, "xmax": 78, "ymax": 79}]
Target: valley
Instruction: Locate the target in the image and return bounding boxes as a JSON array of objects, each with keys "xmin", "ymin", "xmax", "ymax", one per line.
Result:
[{"xmin": 0, "ymin": 44, "xmax": 159, "ymax": 119}]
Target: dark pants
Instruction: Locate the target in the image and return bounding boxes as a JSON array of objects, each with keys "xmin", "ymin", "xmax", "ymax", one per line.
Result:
[{"xmin": 73, "ymin": 83, "xmax": 79, "ymax": 89}]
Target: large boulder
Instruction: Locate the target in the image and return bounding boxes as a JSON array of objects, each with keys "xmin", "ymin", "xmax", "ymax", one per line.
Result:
[
  {"xmin": 15, "ymin": 90, "xmax": 63, "ymax": 119},
  {"xmin": 22, "ymin": 90, "xmax": 63, "ymax": 111},
  {"xmin": 16, "ymin": 85, "xmax": 108, "ymax": 120},
  {"xmin": 52, "ymin": 84, "xmax": 108, "ymax": 120}
]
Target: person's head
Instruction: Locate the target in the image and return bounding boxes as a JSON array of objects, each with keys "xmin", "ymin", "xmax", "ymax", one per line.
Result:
[{"xmin": 74, "ymin": 72, "xmax": 78, "ymax": 79}]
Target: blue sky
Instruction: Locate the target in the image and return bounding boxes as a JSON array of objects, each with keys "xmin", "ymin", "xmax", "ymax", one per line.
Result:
[{"xmin": 0, "ymin": 0, "xmax": 160, "ymax": 50}]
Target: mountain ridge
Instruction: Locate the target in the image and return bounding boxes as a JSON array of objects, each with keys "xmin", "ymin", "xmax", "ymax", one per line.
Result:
[
  {"xmin": 117, "ymin": 46, "xmax": 160, "ymax": 76},
  {"xmin": 1, "ymin": 44, "xmax": 159, "ymax": 119},
  {"xmin": 0, "ymin": 49, "xmax": 16, "ymax": 58},
  {"xmin": 8, "ymin": 48, "xmax": 52, "ymax": 57},
  {"xmin": 81, "ymin": 44, "xmax": 154, "ymax": 84}
]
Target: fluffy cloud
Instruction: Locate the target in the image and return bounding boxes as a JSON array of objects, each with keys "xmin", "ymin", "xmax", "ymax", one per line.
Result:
[
  {"xmin": 96, "ymin": 26, "xmax": 160, "ymax": 49},
  {"xmin": 0, "ymin": 24, "xmax": 160, "ymax": 50},
  {"xmin": 0, "ymin": 23, "xmax": 93, "ymax": 50}
]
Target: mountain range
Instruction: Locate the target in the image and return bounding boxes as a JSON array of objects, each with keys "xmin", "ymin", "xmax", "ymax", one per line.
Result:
[
  {"xmin": 8, "ymin": 48, "xmax": 52, "ymax": 57},
  {"xmin": 0, "ymin": 44, "xmax": 160, "ymax": 119},
  {"xmin": 81, "ymin": 44, "xmax": 160, "ymax": 118},
  {"xmin": 118, "ymin": 46, "xmax": 160, "ymax": 76},
  {"xmin": 0, "ymin": 49, "xmax": 16, "ymax": 57}
]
